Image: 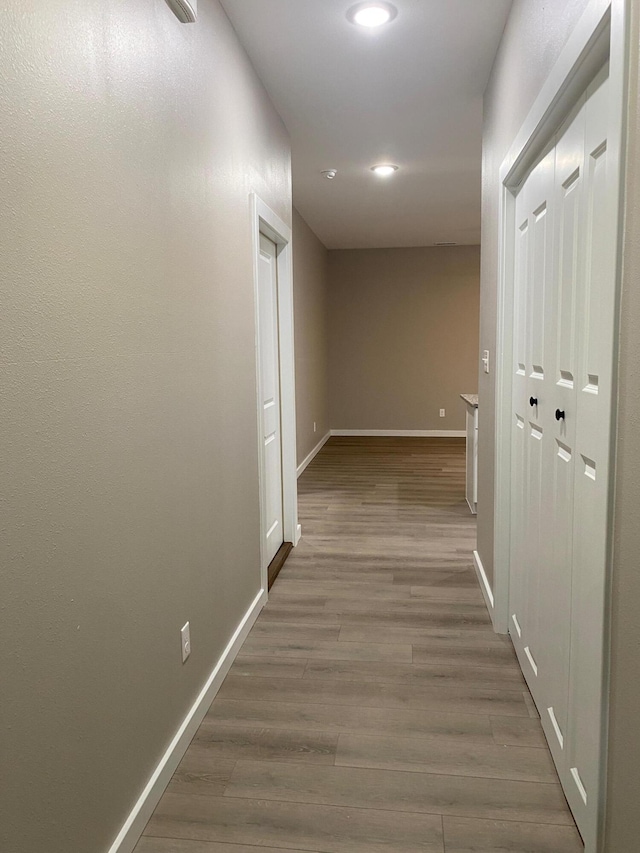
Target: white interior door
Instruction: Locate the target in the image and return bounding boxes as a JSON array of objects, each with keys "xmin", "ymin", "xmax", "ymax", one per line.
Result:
[
  {"xmin": 508, "ymin": 66, "xmax": 615, "ymax": 851},
  {"xmin": 527, "ymin": 92, "xmax": 588, "ymax": 776},
  {"xmin": 565, "ymin": 67, "xmax": 616, "ymax": 842},
  {"xmin": 257, "ymin": 232, "xmax": 284, "ymax": 566},
  {"xmin": 509, "ymin": 146, "xmax": 555, "ymax": 694}
]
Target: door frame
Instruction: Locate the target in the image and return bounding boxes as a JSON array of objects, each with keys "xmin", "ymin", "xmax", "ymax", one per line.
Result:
[
  {"xmin": 491, "ymin": 0, "xmax": 627, "ymax": 634},
  {"xmin": 251, "ymin": 194, "xmax": 301, "ymax": 595}
]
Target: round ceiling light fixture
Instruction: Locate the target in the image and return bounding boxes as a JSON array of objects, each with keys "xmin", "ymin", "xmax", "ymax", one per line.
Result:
[
  {"xmin": 321, "ymin": 169, "xmax": 338, "ymax": 180},
  {"xmin": 347, "ymin": 2, "xmax": 398, "ymax": 28},
  {"xmin": 371, "ymin": 163, "xmax": 399, "ymax": 177}
]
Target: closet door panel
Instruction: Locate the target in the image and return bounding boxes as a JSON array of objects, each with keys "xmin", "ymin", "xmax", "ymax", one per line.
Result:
[
  {"xmin": 539, "ymin": 99, "xmax": 585, "ymax": 766},
  {"xmin": 523, "ymin": 150, "xmax": 555, "ymax": 689}
]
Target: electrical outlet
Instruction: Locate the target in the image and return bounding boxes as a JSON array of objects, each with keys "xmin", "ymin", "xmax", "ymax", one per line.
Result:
[
  {"xmin": 439, "ymin": 408, "xmax": 446, "ymax": 418},
  {"xmin": 313, "ymin": 422, "xmax": 317, "ymax": 433},
  {"xmin": 181, "ymin": 622, "xmax": 191, "ymax": 663}
]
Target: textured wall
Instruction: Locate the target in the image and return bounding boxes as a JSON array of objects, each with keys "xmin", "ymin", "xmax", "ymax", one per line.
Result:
[
  {"xmin": 478, "ymin": 0, "xmax": 592, "ymax": 588},
  {"xmin": 0, "ymin": 2, "xmax": 290, "ymax": 851},
  {"xmin": 328, "ymin": 246, "xmax": 480, "ymax": 432},
  {"xmin": 292, "ymin": 208, "xmax": 330, "ymax": 463}
]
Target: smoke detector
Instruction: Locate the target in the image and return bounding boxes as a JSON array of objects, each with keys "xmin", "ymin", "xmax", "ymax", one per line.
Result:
[{"xmin": 165, "ymin": 0, "xmax": 197, "ymax": 23}]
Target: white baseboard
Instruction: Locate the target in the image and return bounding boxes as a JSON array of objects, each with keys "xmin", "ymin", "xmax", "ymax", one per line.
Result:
[
  {"xmin": 107, "ymin": 587, "xmax": 267, "ymax": 853},
  {"xmin": 473, "ymin": 549, "xmax": 495, "ymax": 618},
  {"xmin": 297, "ymin": 432, "xmax": 331, "ymax": 477},
  {"xmin": 330, "ymin": 429, "xmax": 466, "ymax": 438},
  {"xmin": 295, "ymin": 523, "xmax": 302, "ymax": 545}
]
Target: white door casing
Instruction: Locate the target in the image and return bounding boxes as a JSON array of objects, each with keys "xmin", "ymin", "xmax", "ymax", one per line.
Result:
[
  {"xmin": 251, "ymin": 194, "xmax": 300, "ymax": 594},
  {"xmin": 257, "ymin": 233, "xmax": 284, "ymax": 566}
]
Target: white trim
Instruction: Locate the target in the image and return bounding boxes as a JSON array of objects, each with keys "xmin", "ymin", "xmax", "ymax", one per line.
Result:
[
  {"xmin": 500, "ymin": 0, "xmax": 612, "ymax": 188},
  {"xmin": 491, "ymin": 180, "xmax": 516, "ymax": 636},
  {"xmin": 473, "ymin": 549, "xmax": 496, "ymax": 616},
  {"xmin": 297, "ymin": 432, "xmax": 331, "ymax": 477},
  {"xmin": 106, "ymin": 588, "xmax": 266, "ymax": 853},
  {"xmin": 251, "ymin": 194, "xmax": 299, "ymax": 593},
  {"xmin": 599, "ymin": 0, "xmax": 628, "ymax": 847},
  {"xmin": 330, "ymin": 429, "xmax": 466, "ymax": 438}
]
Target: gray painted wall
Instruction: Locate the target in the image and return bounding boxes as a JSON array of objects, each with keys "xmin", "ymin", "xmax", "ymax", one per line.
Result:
[
  {"xmin": 0, "ymin": 2, "xmax": 291, "ymax": 851},
  {"xmin": 478, "ymin": 0, "xmax": 592, "ymax": 587},
  {"xmin": 328, "ymin": 246, "xmax": 480, "ymax": 432},
  {"xmin": 292, "ymin": 208, "xmax": 330, "ymax": 463}
]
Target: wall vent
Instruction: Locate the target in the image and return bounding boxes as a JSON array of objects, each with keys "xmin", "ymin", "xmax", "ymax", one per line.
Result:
[{"xmin": 434, "ymin": 241, "xmax": 457, "ymax": 246}]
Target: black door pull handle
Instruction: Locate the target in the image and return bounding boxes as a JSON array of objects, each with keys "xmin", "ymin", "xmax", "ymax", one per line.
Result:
[
  {"xmin": 529, "ymin": 397, "xmax": 538, "ymax": 407},
  {"xmin": 555, "ymin": 409, "xmax": 565, "ymax": 421}
]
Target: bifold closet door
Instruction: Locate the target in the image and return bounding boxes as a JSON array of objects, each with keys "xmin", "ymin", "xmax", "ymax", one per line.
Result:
[
  {"xmin": 509, "ymin": 147, "xmax": 556, "ymax": 700},
  {"xmin": 537, "ymin": 94, "xmax": 586, "ymax": 772},
  {"xmin": 508, "ymin": 67, "xmax": 615, "ymax": 850},
  {"xmin": 565, "ymin": 67, "xmax": 616, "ymax": 842}
]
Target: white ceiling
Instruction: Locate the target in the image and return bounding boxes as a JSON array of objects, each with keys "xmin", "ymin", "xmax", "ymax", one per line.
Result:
[{"xmin": 220, "ymin": 0, "xmax": 512, "ymax": 249}]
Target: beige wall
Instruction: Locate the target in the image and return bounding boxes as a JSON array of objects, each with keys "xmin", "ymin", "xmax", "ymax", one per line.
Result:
[
  {"xmin": 328, "ymin": 246, "xmax": 480, "ymax": 432},
  {"xmin": 292, "ymin": 208, "xmax": 330, "ymax": 463},
  {"xmin": 0, "ymin": 2, "xmax": 290, "ymax": 852},
  {"xmin": 478, "ymin": 0, "xmax": 592, "ymax": 588}
]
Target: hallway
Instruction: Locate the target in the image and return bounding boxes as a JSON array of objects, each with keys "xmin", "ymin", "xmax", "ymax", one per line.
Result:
[{"xmin": 137, "ymin": 438, "xmax": 582, "ymax": 853}]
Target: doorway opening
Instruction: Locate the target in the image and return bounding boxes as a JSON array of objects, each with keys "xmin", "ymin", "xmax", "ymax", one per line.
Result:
[{"xmin": 251, "ymin": 194, "xmax": 301, "ymax": 595}]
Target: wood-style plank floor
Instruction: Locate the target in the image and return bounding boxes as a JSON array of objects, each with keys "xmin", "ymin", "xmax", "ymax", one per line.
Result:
[{"xmin": 137, "ymin": 437, "xmax": 583, "ymax": 853}]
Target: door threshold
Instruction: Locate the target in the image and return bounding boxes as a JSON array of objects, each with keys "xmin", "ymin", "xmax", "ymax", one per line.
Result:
[{"xmin": 268, "ymin": 541, "xmax": 293, "ymax": 589}]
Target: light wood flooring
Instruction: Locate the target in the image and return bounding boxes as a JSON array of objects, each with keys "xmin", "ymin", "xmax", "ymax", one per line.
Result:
[{"xmin": 137, "ymin": 437, "xmax": 583, "ymax": 853}]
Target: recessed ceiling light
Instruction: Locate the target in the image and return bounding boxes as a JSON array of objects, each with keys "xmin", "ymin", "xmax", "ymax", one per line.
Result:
[
  {"xmin": 371, "ymin": 164, "xmax": 399, "ymax": 177},
  {"xmin": 347, "ymin": 2, "xmax": 398, "ymax": 28}
]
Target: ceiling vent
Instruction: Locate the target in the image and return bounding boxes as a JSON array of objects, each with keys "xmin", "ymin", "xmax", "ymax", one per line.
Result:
[{"xmin": 165, "ymin": 0, "xmax": 197, "ymax": 23}]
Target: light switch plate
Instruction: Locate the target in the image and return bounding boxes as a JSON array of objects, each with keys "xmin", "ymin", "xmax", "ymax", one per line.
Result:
[
  {"xmin": 181, "ymin": 622, "xmax": 191, "ymax": 663},
  {"xmin": 482, "ymin": 350, "xmax": 490, "ymax": 374}
]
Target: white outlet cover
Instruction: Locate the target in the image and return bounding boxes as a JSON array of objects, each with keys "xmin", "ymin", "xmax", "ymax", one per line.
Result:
[
  {"xmin": 181, "ymin": 622, "xmax": 191, "ymax": 663},
  {"xmin": 439, "ymin": 409, "xmax": 446, "ymax": 417}
]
